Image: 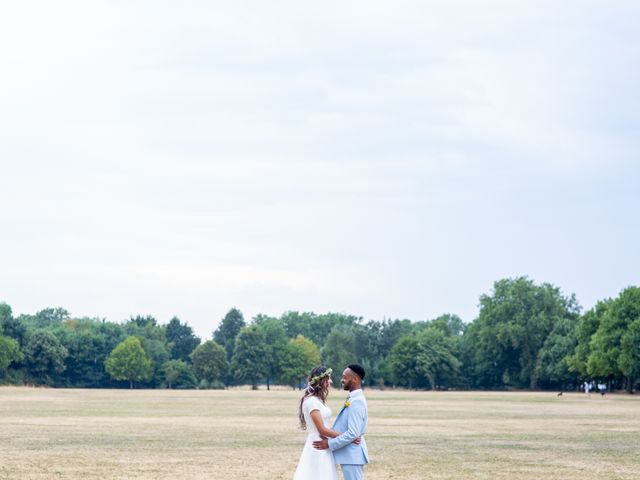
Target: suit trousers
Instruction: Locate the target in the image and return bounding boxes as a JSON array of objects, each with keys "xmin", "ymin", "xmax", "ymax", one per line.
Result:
[{"xmin": 341, "ymin": 464, "xmax": 364, "ymax": 480}]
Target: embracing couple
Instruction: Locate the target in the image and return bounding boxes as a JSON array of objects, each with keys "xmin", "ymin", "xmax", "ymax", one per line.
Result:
[{"xmin": 293, "ymin": 364, "xmax": 369, "ymax": 480}]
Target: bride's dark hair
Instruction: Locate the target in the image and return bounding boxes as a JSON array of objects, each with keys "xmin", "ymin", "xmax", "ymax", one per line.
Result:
[{"xmin": 298, "ymin": 365, "xmax": 331, "ymax": 430}]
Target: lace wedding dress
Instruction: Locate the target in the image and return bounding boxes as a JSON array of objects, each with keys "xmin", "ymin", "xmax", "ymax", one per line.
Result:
[{"xmin": 293, "ymin": 396, "xmax": 339, "ymax": 480}]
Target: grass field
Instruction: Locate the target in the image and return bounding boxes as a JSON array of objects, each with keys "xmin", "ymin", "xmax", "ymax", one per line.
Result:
[{"xmin": 0, "ymin": 387, "xmax": 638, "ymax": 479}]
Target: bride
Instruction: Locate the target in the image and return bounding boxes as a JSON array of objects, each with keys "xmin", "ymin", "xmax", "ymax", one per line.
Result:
[{"xmin": 293, "ymin": 366, "xmax": 357, "ymax": 480}]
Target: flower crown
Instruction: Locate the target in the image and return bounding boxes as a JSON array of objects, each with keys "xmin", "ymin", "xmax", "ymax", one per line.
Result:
[{"xmin": 309, "ymin": 368, "xmax": 332, "ymax": 385}]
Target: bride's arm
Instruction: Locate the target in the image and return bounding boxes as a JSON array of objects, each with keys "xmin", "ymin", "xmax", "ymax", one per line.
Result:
[{"xmin": 309, "ymin": 410, "xmax": 341, "ymax": 438}]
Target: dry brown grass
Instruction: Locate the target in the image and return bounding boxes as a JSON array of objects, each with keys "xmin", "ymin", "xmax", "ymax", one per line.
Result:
[{"xmin": 0, "ymin": 387, "xmax": 638, "ymax": 479}]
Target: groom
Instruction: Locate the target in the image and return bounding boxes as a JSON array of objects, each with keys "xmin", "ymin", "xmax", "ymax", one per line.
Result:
[{"xmin": 313, "ymin": 364, "xmax": 369, "ymax": 480}]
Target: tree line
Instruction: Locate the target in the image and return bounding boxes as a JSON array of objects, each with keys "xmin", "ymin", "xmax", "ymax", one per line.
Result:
[{"xmin": 1, "ymin": 277, "xmax": 638, "ymax": 392}]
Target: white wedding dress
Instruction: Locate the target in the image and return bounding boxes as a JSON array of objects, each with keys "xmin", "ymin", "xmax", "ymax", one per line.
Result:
[{"xmin": 293, "ymin": 396, "xmax": 339, "ymax": 480}]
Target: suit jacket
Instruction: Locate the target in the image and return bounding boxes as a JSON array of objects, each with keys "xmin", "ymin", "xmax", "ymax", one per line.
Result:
[{"xmin": 328, "ymin": 389, "xmax": 369, "ymax": 465}]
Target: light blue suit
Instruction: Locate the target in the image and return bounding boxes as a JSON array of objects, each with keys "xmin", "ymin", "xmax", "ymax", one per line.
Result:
[{"xmin": 328, "ymin": 389, "xmax": 369, "ymax": 480}]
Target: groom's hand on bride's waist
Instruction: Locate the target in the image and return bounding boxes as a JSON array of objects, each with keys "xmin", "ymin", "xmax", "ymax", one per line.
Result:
[
  {"xmin": 313, "ymin": 436, "xmax": 362, "ymax": 450},
  {"xmin": 313, "ymin": 437, "xmax": 329, "ymax": 450}
]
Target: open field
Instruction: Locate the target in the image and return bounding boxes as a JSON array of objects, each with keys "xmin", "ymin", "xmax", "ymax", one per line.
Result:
[{"xmin": 0, "ymin": 387, "xmax": 638, "ymax": 479}]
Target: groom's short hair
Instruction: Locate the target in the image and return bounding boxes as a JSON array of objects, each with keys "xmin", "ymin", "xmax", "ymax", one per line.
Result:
[{"xmin": 348, "ymin": 363, "xmax": 365, "ymax": 380}]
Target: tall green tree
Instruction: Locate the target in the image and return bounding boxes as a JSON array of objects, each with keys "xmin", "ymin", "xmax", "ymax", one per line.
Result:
[
  {"xmin": 0, "ymin": 302, "xmax": 12, "ymax": 329},
  {"xmin": 416, "ymin": 327, "xmax": 462, "ymax": 389},
  {"xmin": 619, "ymin": 318, "xmax": 640, "ymax": 392},
  {"xmin": 162, "ymin": 359, "xmax": 196, "ymax": 389},
  {"xmin": 0, "ymin": 335, "xmax": 22, "ymax": 378},
  {"xmin": 0, "ymin": 314, "xmax": 28, "ymax": 348},
  {"xmin": 231, "ymin": 325, "xmax": 268, "ymax": 389},
  {"xmin": 23, "ymin": 330, "xmax": 68, "ymax": 385},
  {"xmin": 566, "ymin": 300, "xmax": 610, "ymax": 379},
  {"xmin": 535, "ymin": 316, "xmax": 579, "ymax": 389},
  {"xmin": 124, "ymin": 315, "xmax": 171, "ymax": 387},
  {"xmin": 278, "ymin": 335, "xmax": 321, "ymax": 388},
  {"xmin": 213, "ymin": 308, "xmax": 246, "ymax": 360},
  {"xmin": 379, "ymin": 319, "xmax": 414, "ymax": 357},
  {"xmin": 458, "ymin": 319, "xmax": 498, "ymax": 388},
  {"xmin": 369, "ymin": 319, "xmax": 415, "ymax": 387},
  {"xmin": 190, "ymin": 340, "xmax": 229, "ymax": 387},
  {"xmin": 389, "ymin": 327, "xmax": 461, "ymax": 389},
  {"xmin": 588, "ymin": 286, "xmax": 640, "ymax": 391},
  {"xmin": 54, "ymin": 319, "xmax": 125, "ymax": 387},
  {"xmin": 389, "ymin": 335, "xmax": 422, "ymax": 388},
  {"xmin": 353, "ymin": 321, "xmax": 386, "ymax": 387},
  {"xmin": 165, "ymin": 317, "xmax": 201, "ymax": 363},
  {"xmin": 472, "ymin": 277, "xmax": 580, "ymax": 389},
  {"xmin": 427, "ymin": 314, "xmax": 466, "ymax": 388},
  {"xmin": 105, "ymin": 336, "xmax": 153, "ymax": 388},
  {"xmin": 322, "ymin": 325, "xmax": 357, "ymax": 385},
  {"xmin": 254, "ymin": 315, "xmax": 288, "ymax": 390}
]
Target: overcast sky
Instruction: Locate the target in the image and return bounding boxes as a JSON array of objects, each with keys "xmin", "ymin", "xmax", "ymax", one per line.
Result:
[{"xmin": 1, "ymin": 1, "xmax": 638, "ymax": 339}]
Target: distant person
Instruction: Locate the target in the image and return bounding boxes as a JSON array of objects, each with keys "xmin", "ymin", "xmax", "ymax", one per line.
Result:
[
  {"xmin": 583, "ymin": 381, "xmax": 591, "ymax": 397},
  {"xmin": 293, "ymin": 366, "xmax": 361, "ymax": 480},
  {"xmin": 313, "ymin": 364, "xmax": 369, "ymax": 480}
]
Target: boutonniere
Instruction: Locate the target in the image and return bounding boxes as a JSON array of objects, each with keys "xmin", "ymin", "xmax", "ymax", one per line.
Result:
[{"xmin": 343, "ymin": 400, "xmax": 350, "ymax": 408}]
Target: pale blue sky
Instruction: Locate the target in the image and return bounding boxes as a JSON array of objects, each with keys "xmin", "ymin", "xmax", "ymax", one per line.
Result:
[{"xmin": 1, "ymin": 1, "xmax": 638, "ymax": 339}]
